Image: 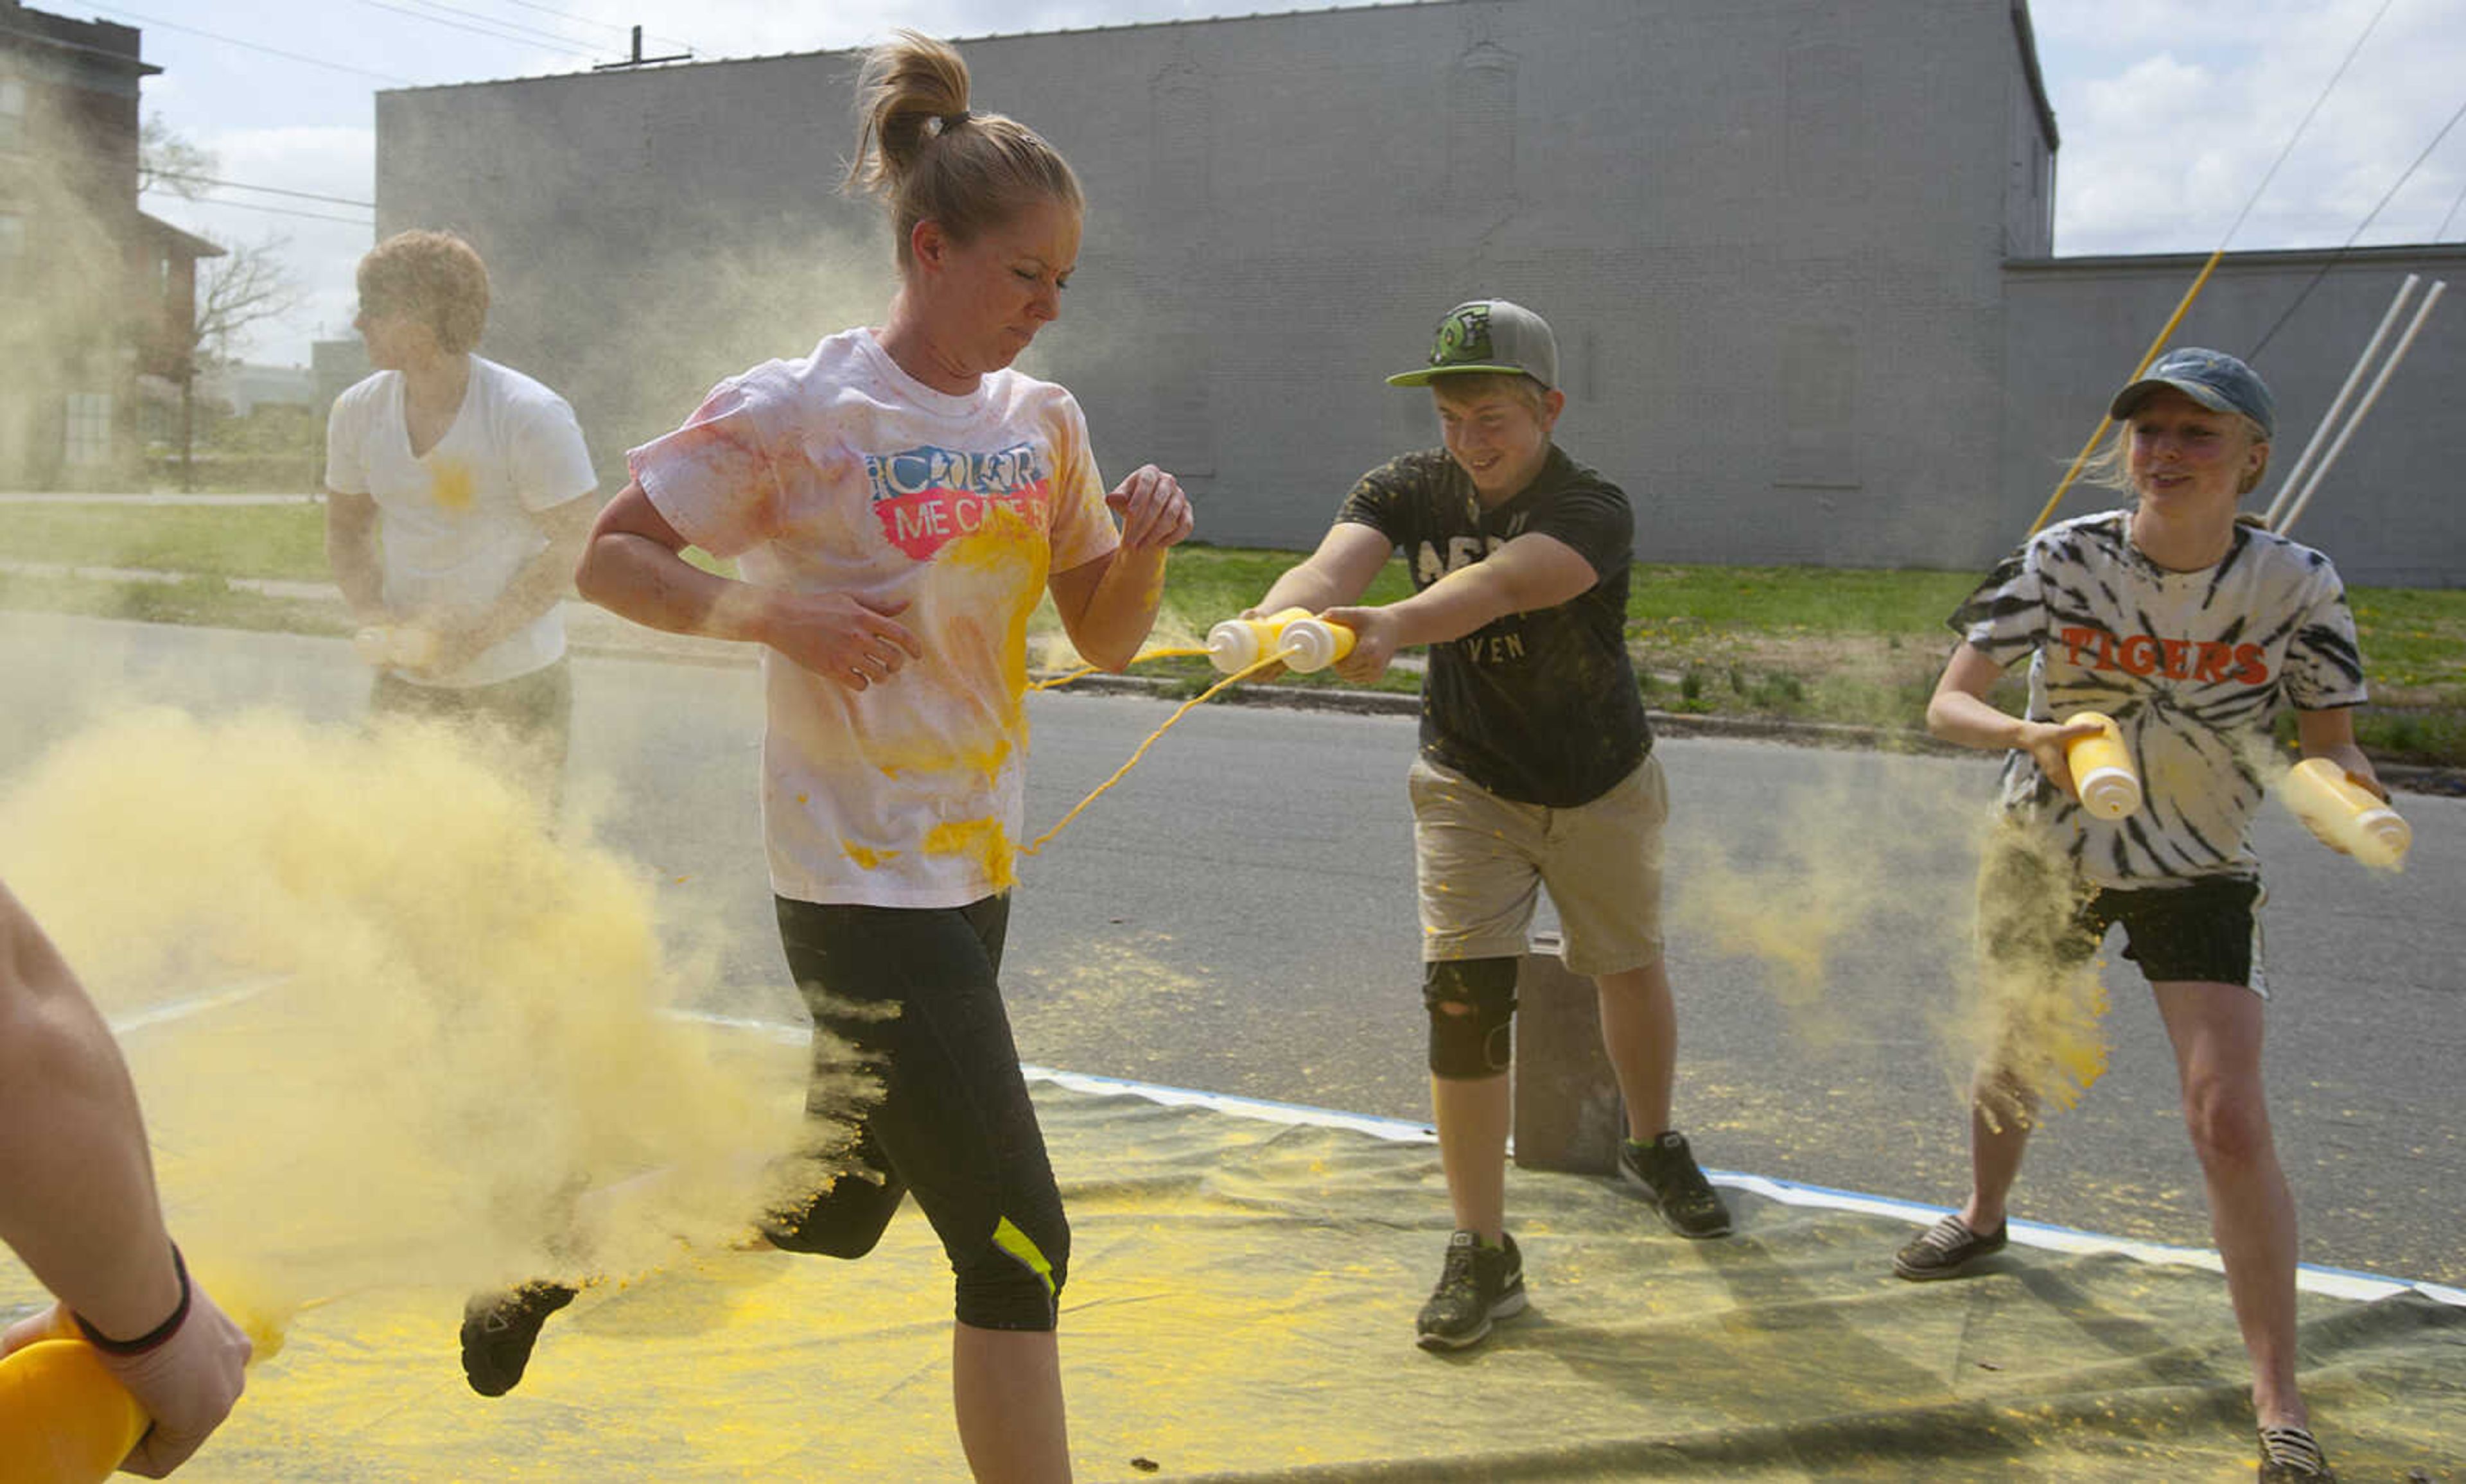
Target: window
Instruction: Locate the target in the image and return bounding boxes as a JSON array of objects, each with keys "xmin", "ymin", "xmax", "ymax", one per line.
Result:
[
  {"xmin": 63, "ymin": 392, "xmax": 112, "ymax": 466},
  {"xmin": 0, "ymin": 78, "xmax": 25, "ymax": 152},
  {"xmin": 0, "ymin": 212, "xmax": 24, "ymax": 296}
]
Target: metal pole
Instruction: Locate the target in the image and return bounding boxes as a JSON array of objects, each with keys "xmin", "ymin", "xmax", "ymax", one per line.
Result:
[
  {"xmin": 2275, "ymin": 280, "xmax": 2445, "ymax": 538},
  {"xmin": 2262, "ymin": 274, "xmax": 2418, "ymax": 528}
]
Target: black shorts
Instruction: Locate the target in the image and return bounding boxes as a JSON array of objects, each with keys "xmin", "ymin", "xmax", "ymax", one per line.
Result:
[
  {"xmin": 1980, "ymin": 841, "xmax": 2264, "ymax": 991},
  {"xmin": 764, "ymin": 893, "xmax": 1067, "ymax": 1331}
]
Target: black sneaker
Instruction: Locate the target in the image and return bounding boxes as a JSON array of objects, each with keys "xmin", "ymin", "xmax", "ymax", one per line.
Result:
[
  {"xmin": 1892, "ymin": 1214, "xmax": 2009, "ymax": 1281},
  {"xmin": 2257, "ymin": 1425, "xmax": 2336, "ymax": 1481},
  {"xmin": 460, "ymin": 1281, "xmax": 577, "ymax": 1397},
  {"xmin": 1415, "ymin": 1230, "xmax": 1527, "ymax": 1352},
  {"xmin": 1618, "ymin": 1131, "xmax": 1734, "ymax": 1239}
]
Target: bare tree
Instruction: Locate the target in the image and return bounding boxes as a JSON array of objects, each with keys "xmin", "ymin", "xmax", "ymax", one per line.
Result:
[
  {"xmin": 138, "ymin": 112, "xmax": 216, "ymax": 202},
  {"xmin": 175, "ymin": 235, "xmax": 302, "ymax": 490}
]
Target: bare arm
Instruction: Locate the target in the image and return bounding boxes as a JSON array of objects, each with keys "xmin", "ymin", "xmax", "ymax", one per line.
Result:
[
  {"xmin": 573, "ymin": 480, "xmax": 921, "ymax": 690},
  {"xmin": 0, "ymin": 880, "xmax": 249, "ymax": 1476},
  {"xmin": 406, "ymin": 495, "xmax": 601, "ymax": 676},
  {"xmin": 1250, "ymin": 522, "xmax": 1395, "ymax": 618},
  {"xmin": 2295, "ymin": 706, "xmax": 2386, "ymax": 800},
  {"xmin": 322, "ymin": 491, "xmax": 387, "ymax": 624},
  {"xmin": 1046, "ymin": 464, "xmax": 1195, "ymax": 672},
  {"xmin": 1927, "ymin": 641, "xmax": 2104, "ymax": 798},
  {"xmin": 1320, "ymin": 531, "xmax": 1600, "ymax": 685}
]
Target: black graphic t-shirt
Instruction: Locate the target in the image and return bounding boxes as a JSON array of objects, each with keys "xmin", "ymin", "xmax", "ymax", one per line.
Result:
[
  {"xmin": 1338, "ymin": 445, "xmax": 1648, "ymax": 807},
  {"xmin": 1952, "ymin": 509, "xmax": 2367, "ymax": 887}
]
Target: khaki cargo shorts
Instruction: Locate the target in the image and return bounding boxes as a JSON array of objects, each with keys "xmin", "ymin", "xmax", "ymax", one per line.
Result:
[{"xmin": 1406, "ymin": 752, "xmax": 1668, "ymax": 977}]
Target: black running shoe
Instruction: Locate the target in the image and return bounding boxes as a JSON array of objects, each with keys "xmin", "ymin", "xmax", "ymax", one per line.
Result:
[
  {"xmin": 1618, "ymin": 1131, "xmax": 1734, "ymax": 1239},
  {"xmin": 1892, "ymin": 1214, "xmax": 2009, "ymax": 1281},
  {"xmin": 2257, "ymin": 1424, "xmax": 2336, "ymax": 1481},
  {"xmin": 1415, "ymin": 1230, "xmax": 1527, "ymax": 1352},
  {"xmin": 460, "ymin": 1281, "xmax": 577, "ymax": 1397}
]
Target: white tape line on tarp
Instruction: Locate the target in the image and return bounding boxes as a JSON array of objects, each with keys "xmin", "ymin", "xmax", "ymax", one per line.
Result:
[{"xmin": 110, "ymin": 997, "xmax": 2454, "ymax": 1309}]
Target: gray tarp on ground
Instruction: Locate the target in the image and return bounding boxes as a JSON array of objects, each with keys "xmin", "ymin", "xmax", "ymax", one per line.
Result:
[{"xmin": 6, "ymin": 1070, "xmax": 2460, "ymax": 1482}]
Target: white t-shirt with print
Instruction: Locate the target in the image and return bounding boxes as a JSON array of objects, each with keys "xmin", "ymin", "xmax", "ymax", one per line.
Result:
[
  {"xmin": 324, "ymin": 356, "xmax": 599, "ymax": 688},
  {"xmin": 1955, "ymin": 509, "xmax": 2368, "ymax": 889},
  {"xmin": 627, "ymin": 327, "xmax": 1120, "ymax": 910}
]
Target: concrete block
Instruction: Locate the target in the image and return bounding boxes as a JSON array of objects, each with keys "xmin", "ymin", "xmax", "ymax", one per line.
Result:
[{"xmin": 1511, "ymin": 931, "xmax": 1624, "ymax": 1175}]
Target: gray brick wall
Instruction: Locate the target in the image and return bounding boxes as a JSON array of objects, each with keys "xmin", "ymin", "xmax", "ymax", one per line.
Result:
[{"xmin": 373, "ymin": 0, "xmax": 2460, "ymax": 588}]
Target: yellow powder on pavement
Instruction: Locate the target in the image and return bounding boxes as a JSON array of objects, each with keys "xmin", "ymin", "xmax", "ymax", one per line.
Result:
[{"xmin": 0, "ymin": 706, "xmax": 865, "ymax": 1332}]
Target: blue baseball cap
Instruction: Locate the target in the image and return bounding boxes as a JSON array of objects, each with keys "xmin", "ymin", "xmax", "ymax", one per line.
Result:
[{"xmin": 2108, "ymin": 348, "xmax": 2276, "ymax": 439}]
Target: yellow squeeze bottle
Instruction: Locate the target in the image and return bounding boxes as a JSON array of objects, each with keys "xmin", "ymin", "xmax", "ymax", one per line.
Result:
[
  {"xmin": 353, "ymin": 624, "xmax": 439, "ymax": 670},
  {"xmin": 1205, "ymin": 607, "xmax": 1313, "ymax": 674},
  {"xmin": 2061, "ymin": 711, "xmax": 2142, "ymax": 821},
  {"xmin": 0, "ymin": 1339, "xmax": 150, "ymax": 1484},
  {"xmin": 2280, "ymin": 756, "xmax": 2411, "ymax": 869},
  {"xmin": 1276, "ymin": 616, "xmax": 1357, "ymax": 674}
]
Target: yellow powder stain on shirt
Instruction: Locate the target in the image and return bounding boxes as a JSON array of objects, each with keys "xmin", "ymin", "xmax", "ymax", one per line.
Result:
[
  {"xmin": 922, "ymin": 817, "xmax": 1016, "ymax": 893},
  {"xmin": 868, "ymin": 731, "xmax": 1011, "ymax": 785},
  {"xmin": 841, "ymin": 840, "xmax": 900, "ymax": 871},
  {"xmin": 430, "ymin": 459, "xmax": 475, "ymax": 512},
  {"xmin": 943, "ymin": 503, "xmax": 1051, "ymax": 719}
]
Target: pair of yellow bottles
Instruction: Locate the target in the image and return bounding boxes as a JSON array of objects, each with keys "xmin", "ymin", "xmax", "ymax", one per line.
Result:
[
  {"xmin": 0, "ymin": 1338, "xmax": 149, "ymax": 1484},
  {"xmin": 2061, "ymin": 711, "xmax": 2410, "ymax": 868},
  {"xmin": 1204, "ymin": 607, "xmax": 1357, "ymax": 675}
]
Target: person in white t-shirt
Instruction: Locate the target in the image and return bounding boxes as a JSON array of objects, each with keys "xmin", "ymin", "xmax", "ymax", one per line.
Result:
[
  {"xmin": 541, "ymin": 32, "xmax": 1185, "ymax": 1483},
  {"xmin": 324, "ymin": 229, "xmax": 599, "ymax": 795},
  {"xmin": 1900, "ymin": 349, "xmax": 2381, "ymax": 1484}
]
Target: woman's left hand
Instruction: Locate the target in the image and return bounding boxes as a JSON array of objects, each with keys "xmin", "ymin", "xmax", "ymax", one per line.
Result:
[{"xmin": 1106, "ymin": 464, "xmax": 1194, "ymax": 552}]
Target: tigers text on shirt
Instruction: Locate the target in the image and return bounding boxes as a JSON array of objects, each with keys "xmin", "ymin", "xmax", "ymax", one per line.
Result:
[{"xmin": 1952, "ymin": 510, "xmax": 2366, "ymax": 888}]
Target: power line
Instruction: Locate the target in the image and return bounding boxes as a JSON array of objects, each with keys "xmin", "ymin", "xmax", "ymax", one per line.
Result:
[
  {"xmin": 487, "ymin": 0, "xmax": 694, "ymax": 53},
  {"xmin": 353, "ymin": 0, "xmax": 600, "ymax": 56},
  {"xmin": 2250, "ymin": 90, "xmax": 2466, "ymax": 358},
  {"xmin": 2214, "ymin": 0, "xmax": 2397, "ymax": 254},
  {"xmin": 148, "ymin": 172, "xmax": 374, "ymax": 211},
  {"xmin": 82, "ymin": 6, "xmax": 414, "ymax": 84},
  {"xmin": 2437, "ymin": 166, "xmax": 2466, "ymax": 241},
  {"xmin": 147, "ymin": 195, "xmax": 373, "ymax": 227}
]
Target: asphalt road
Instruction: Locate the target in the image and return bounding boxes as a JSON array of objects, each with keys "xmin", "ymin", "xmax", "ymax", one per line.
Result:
[{"xmin": 3, "ymin": 611, "xmax": 2458, "ymax": 1289}]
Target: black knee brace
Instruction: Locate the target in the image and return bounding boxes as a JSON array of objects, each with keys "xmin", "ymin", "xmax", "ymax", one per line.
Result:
[{"xmin": 1424, "ymin": 957, "xmax": 1519, "ymax": 1078}]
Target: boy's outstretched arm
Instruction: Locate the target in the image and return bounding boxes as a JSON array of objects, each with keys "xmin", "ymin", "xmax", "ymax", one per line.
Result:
[
  {"xmin": 1252, "ymin": 523, "xmax": 1394, "ymax": 618},
  {"xmin": 1322, "ymin": 531, "xmax": 1595, "ymax": 685}
]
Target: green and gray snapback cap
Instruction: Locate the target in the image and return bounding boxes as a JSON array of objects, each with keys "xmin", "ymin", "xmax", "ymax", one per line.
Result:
[{"xmin": 1386, "ymin": 298, "xmax": 1559, "ymax": 390}]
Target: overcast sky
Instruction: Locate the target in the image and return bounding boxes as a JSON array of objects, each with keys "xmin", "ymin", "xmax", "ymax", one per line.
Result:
[{"xmin": 107, "ymin": 0, "xmax": 2466, "ymax": 365}]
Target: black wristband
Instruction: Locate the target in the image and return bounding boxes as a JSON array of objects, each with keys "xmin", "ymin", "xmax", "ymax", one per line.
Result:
[{"xmin": 76, "ymin": 1243, "xmax": 192, "ymax": 1356}]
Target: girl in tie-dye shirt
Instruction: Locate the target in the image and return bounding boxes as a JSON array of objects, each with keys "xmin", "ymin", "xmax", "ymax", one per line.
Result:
[{"xmin": 1895, "ymin": 349, "xmax": 2383, "ymax": 1484}]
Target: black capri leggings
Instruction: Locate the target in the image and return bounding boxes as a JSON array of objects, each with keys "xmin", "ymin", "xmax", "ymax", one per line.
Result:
[{"xmin": 763, "ymin": 893, "xmax": 1068, "ymax": 1332}]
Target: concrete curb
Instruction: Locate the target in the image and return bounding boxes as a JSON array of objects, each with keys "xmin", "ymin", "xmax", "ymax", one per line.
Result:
[{"xmin": 8, "ymin": 557, "xmax": 2459, "ymax": 796}]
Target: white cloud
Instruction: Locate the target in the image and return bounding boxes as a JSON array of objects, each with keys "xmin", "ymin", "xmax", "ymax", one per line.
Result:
[{"xmin": 2037, "ymin": 0, "xmax": 2466, "ymax": 254}]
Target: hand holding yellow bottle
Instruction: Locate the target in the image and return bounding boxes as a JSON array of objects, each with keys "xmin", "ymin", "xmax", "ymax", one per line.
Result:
[
  {"xmin": 0, "ymin": 1338, "xmax": 149, "ymax": 1484},
  {"xmin": 2280, "ymin": 756, "xmax": 2411, "ymax": 869},
  {"xmin": 2059, "ymin": 711, "xmax": 2142, "ymax": 820}
]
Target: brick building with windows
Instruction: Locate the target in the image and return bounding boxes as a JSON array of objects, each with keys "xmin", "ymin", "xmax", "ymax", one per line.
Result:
[{"xmin": 0, "ymin": 0, "xmax": 219, "ymax": 487}]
